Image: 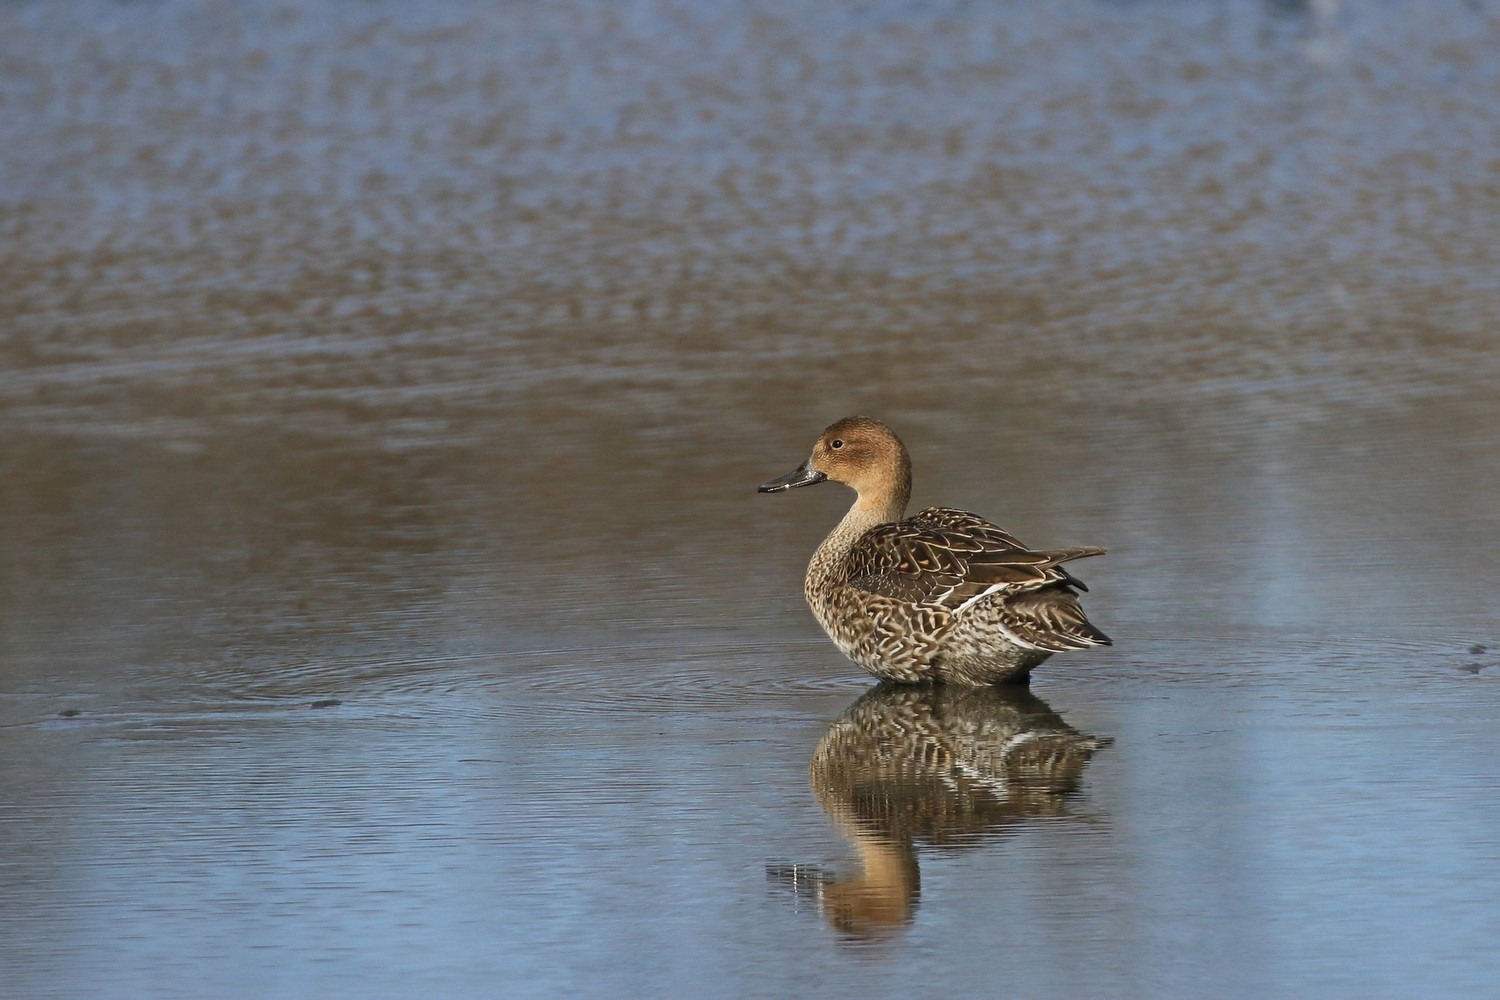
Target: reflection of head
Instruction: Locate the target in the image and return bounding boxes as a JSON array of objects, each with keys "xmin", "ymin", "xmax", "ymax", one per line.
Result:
[
  {"xmin": 775, "ymin": 682, "xmax": 1109, "ymax": 939},
  {"xmin": 768, "ymin": 840, "xmax": 918, "ymax": 942},
  {"xmin": 819, "ymin": 839, "xmax": 919, "ymax": 938}
]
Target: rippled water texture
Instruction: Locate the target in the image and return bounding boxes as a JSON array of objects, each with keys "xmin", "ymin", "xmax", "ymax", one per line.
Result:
[{"xmin": 3, "ymin": 1, "xmax": 1500, "ymax": 997}]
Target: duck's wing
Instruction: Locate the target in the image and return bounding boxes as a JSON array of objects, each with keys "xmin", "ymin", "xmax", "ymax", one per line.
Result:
[
  {"xmin": 999, "ymin": 585, "xmax": 1113, "ymax": 651},
  {"xmin": 914, "ymin": 506, "xmax": 1104, "ymax": 592},
  {"xmin": 846, "ymin": 507, "xmax": 1106, "ymax": 611},
  {"xmin": 909, "ymin": 507, "xmax": 1029, "ymax": 545}
]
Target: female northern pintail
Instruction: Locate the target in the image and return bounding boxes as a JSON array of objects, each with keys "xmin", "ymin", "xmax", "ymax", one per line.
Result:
[{"xmin": 758, "ymin": 416, "xmax": 1110, "ymax": 685}]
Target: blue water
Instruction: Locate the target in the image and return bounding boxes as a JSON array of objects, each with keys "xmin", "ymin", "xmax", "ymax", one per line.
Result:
[{"xmin": 3, "ymin": 1, "xmax": 1500, "ymax": 997}]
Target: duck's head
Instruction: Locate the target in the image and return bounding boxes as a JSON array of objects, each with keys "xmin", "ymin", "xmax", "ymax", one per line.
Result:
[{"xmin": 758, "ymin": 416, "xmax": 912, "ymax": 505}]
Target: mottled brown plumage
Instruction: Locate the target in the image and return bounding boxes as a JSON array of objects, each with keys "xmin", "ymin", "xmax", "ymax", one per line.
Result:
[{"xmin": 759, "ymin": 416, "xmax": 1110, "ymax": 685}]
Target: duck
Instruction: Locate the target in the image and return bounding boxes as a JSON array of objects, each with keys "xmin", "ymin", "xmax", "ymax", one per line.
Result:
[{"xmin": 758, "ymin": 416, "xmax": 1110, "ymax": 685}]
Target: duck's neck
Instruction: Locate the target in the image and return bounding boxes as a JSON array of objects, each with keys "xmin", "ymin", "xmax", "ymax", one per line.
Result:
[{"xmin": 807, "ymin": 488, "xmax": 909, "ymax": 590}]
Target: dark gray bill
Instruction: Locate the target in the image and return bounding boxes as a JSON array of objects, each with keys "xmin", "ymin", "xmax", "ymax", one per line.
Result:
[{"xmin": 757, "ymin": 462, "xmax": 827, "ymax": 493}]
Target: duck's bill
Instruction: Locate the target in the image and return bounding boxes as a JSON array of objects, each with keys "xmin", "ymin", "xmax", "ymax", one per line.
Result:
[{"xmin": 757, "ymin": 462, "xmax": 827, "ymax": 492}]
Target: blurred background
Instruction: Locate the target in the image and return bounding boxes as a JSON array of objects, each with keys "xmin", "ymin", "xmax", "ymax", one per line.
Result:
[{"xmin": 2, "ymin": 1, "xmax": 1498, "ymax": 997}]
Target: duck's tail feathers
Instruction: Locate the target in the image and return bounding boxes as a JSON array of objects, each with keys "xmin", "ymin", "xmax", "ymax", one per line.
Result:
[{"xmin": 1004, "ymin": 586, "xmax": 1112, "ymax": 651}]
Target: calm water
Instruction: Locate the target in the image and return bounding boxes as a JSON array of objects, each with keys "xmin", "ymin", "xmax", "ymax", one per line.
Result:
[{"xmin": 3, "ymin": 0, "xmax": 1500, "ymax": 997}]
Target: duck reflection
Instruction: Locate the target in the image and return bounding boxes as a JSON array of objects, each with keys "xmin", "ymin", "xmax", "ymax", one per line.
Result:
[{"xmin": 770, "ymin": 683, "xmax": 1109, "ymax": 939}]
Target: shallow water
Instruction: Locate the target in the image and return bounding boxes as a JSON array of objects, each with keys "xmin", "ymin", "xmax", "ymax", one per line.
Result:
[{"xmin": 3, "ymin": 0, "xmax": 1500, "ymax": 997}]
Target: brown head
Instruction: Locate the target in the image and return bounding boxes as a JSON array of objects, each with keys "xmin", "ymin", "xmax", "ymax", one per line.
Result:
[{"xmin": 758, "ymin": 417, "xmax": 913, "ymax": 518}]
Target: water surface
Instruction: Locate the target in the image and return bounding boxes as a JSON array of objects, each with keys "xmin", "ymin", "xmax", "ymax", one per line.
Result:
[{"xmin": 3, "ymin": 1, "xmax": 1500, "ymax": 997}]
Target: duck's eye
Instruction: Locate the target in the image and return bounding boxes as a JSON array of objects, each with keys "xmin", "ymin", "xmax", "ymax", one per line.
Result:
[{"xmin": 830, "ymin": 439, "xmax": 844, "ymax": 449}]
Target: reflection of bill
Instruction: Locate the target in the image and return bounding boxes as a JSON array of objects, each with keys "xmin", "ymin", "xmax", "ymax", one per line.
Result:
[{"xmin": 769, "ymin": 683, "xmax": 1110, "ymax": 940}]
